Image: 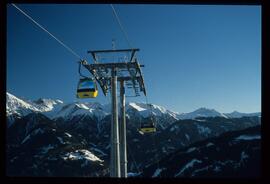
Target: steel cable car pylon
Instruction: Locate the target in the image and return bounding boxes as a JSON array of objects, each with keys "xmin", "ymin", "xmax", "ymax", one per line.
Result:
[{"xmin": 80, "ymin": 48, "xmax": 146, "ymax": 177}]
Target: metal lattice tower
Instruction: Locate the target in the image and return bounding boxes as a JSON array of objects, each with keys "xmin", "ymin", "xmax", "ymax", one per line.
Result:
[{"xmin": 81, "ymin": 48, "xmax": 146, "ymax": 177}]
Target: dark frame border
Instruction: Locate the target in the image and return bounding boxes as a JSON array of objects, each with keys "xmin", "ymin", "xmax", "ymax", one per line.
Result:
[{"xmin": 1, "ymin": 0, "xmax": 268, "ymax": 184}]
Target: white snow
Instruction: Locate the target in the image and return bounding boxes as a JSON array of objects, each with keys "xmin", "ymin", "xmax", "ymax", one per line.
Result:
[
  {"xmin": 206, "ymin": 142, "xmax": 214, "ymax": 147},
  {"xmin": 127, "ymin": 102, "xmax": 180, "ymax": 120},
  {"xmin": 129, "ymin": 102, "xmax": 146, "ymax": 111},
  {"xmin": 40, "ymin": 144, "xmax": 55, "ymax": 154},
  {"xmin": 30, "ymin": 98, "xmax": 64, "ymax": 112},
  {"xmin": 10, "ymin": 156, "xmax": 18, "ymax": 163},
  {"xmin": 196, "ymin": 124, "xmax": 212, "ymax": 136},
  {"xmin": 48, "ymin": 157, "xmax": 57, "ymax": 161},
  {"xmin": 6, "ymin": 93, "xmax": 109, "ymax": 122},
  {"xmin": 81, "ymin": 160, "xmax": 89, "ymax": 167},
  {"xmin": 57, "ymin": 137, "xmax": 65, "ymax": 144},
  {"xmin": 31, "ymin": 164, "xmax": 38, "ymax": 169},
  {"xmin": 105, "ymin": 144, "xmax": 110, "ymax": 149},
  {"xmin": 62, "ymin": 149, "xmax": 103, "ymax": 162},
  {"xmin": 215, "ymin": 160, "xmax": 234, "ymax": 166},
  {"xmin": 6, "ymin": 92, "xmax": 261, "ymax": 126},
  {"xmin": 6, "ymin": 93, "xmax": 38, "ymax": 113},
  {"xmin": 53, "ymin": 102, "xmax": 108, "ymax": 121},
  {"xmin": 225, "ymin": 111, "xmax": 261, "ymax": 118},
  {"xmin": 162, "ymin": 147, "xmax": 167, "ymax": 153},
  {"xmin": 175, "ymin": 159, "xmax": 202, "ymax": 177},
  {"xmin": 213, "ymin": 165, "xmax": 221, "ymax": 172},
  {"xmin": 76, "ymin": 103, "xmax": 89, "ymax": 110},
  {"xmin": 178, "ymin": 107, "xmax": 228, "ymax": 120},
  {"xmin": 191, "ymin": 166, "xmax": 210, "ymax": 176},
  {"xmin": 32, "ymin": 128, "xmax": 45, "ymax": 135},
  {"xmin": 235, "ymin": 135, "xmax": 261, "ymax": 141},
  {"xmin": 21, "ymin": 128, "xmax": 44, "ymax": 144},
  {"xmin": 170, "ymin": 126, "xmax": 175, "ymax": 132},
  {"xmin": 240, "ymin": 151, "xmax": 249, "ymax": 163},
  {"xmin": 185, "ymin": 134, "xmax": 190, "ymax": 141},
  {"xmin": 167, "ymin": 146, "xmax": 176, "ymax": 150},
  {"xmin": 56, "ymin": 100, "xmax": 63, "ymax": 104},
  {"xmin": 21, "ymin": 134, "xmax": 31, "ymax": 144},
  {"xmin": 152, "ymin": 168, "xmax": 165, "ymax": 177},
  {"xmin": 91, "ymin": 148, "xmax": 107, "ymax": 156},
  {"xmin": 170, "ymin": 125, "xmax": 179, "ymax": 132},
  {"xmin": 186, "ymin": 147, "xmax": 197, "ymax": 153},
  {"xmin": 128, "ymin": 172, "xmax": 141, "ymax": 177},
  {"xmin": 6, "ymin": 92, "xmax": 39, "ymax": 125},
  {"xmin": 65, "ymin": 132, "xmax": 72, "ymax": 137},
  {"xmin": 195, "ymin": 119, "xmax": 206, "ymax": 122}
]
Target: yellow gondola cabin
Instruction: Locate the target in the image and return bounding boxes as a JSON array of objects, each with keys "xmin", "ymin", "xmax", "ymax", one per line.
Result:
[
  {"xmin": 140, "ymin": 117, "xmax": 156, "ymax": 133},
  {"xmin": 76, "ymin": 78, "xmax": 98, "ymax": 98}
]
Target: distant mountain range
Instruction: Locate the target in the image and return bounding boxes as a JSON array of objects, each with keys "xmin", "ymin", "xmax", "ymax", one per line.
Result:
[
  {"xmin": 6, "ymin": 92, "xmax": 260, "ymax": 127},
  {"xmin": 6, "ymin": 92, "xmax": 261, "ymax": 177}
]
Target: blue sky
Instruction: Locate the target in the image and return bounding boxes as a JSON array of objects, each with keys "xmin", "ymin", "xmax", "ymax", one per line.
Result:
[{"xmin": 7, "ymin": 4, "xmax": 261, "ymax": 113}]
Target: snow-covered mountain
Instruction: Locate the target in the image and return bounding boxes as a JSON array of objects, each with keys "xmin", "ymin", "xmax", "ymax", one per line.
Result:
[
  {"xmin": 127, "ymin": 102, "xmax": 179, "ymax": 119},
  {"xmin": 178, "ymin": 107, "xmax": 228, "ymax": 119},
  {"xmin": 6, "ymin": 93, "xmax": 109, "ymax": 125},
  {"xmin": 6, "ymin": 92, "xmax": 260, "ymax": 127},
  {"xmin": 6, "ymin": 92, "xmax": 261, "ymax": 177},
  {"xmin": 224, "ymin": 111, "xmax": 261, "ymax": 118},
  {"xmin": 6, "ymin": 93, "xmax": 181, "ymax": 128},
  {"xmin": 6, "ymin": 112, "xmax": 107, "ymax": 177},
  {"xmin": 6, "ymin": 92, "xmax": 39, "ymax": 117},
  {"xmin": 31, "ymin": 98, "xmax": 64, "ymax": 112}
]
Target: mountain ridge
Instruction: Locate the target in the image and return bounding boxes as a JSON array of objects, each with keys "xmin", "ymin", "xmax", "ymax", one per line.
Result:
[
  {"xmin": 6, "ymin": 92, "xmax": 261, "ymax": 127},
  {"xmin": 6, "ymin": 92, "xmax": 261, "ymax": 177}
]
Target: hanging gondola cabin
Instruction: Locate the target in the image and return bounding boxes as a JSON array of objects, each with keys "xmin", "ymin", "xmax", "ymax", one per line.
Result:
[
  {"xmin": 76, "ymin": 78, "xmax": 98, "ymax": 98},
  {"xmin": 140, "ymin": 117, "xmax": 156, "ymax": 133}
]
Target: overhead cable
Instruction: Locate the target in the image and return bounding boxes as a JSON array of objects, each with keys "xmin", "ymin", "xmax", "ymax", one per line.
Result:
[
  {"xmin": 11, "ymin": 3, "xmax": 82, "ymax": 60},
  {"xmin": 110, "ymin": 4, "xmax": 133, "ymax": 49}
]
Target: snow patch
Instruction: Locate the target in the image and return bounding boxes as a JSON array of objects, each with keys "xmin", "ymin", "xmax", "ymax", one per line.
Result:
[
  {"xmin": 206, "ymin": 142, "xmax": 214, "ymax": 147},
  {"xmin": 162, "ymin": 147, "xmax": 167, "ymax": 153},
  {"xmin": 128, "ymin": 172, "xmax": 141, "ymax": 177},
  {"xmin": 186, "ymin": 147, "xmax": 197, "ymax": 153},
  {"xmin": 191, "ymin": 166, "xmax": 210, "ymax": 176},
  {"xmin": 21, "ymin": 128, "xmax": 44, "ymax": 144},
  {"xmin": 6, "ymin": 92, "xmax": 39, "ymax": 122},
  {"xmin": 32, "ymin": 128, "xmax": 45, "ymax": 135},
  {"xmin": 91, "ymin": 148, "xmax": 107, "ymax": 156},
  {"xmin": 57, "ymin": 137, "xmax": 65, "ymax": 144},
  {"xmin": 175, "ymin": 159, "xmax": 202, "ymax": 177},
  {"xmin": 178, "ymin": 107, "xmax": 228, "ymax": 119},
  {"xmin": 76, "ymin": 103, "xmax": 89, "ymax": 110},
  {"xmin": 21, "ymin": 134, "xmax": 31, "ymax": 144},
  {"xmin": 170, "ymin": 126, "xmax": 175, "ymax": 132},
  {"xmin": 65, "ymin": 132, "xmax": 72, "ymax": 137},
  {"xmin": 235, "ymin": 134, "xmax": 261, "ymax": 141},
  {"xmin": 196, "ymin": 124, "xmax": 212, "ymax": 136},
  {"xmin": 213, "ymin": 165, "xmax": 221, "ymax": 172},
  {"xmin": 185, "ymin": 134, "xmax": 190, "ymax": 141},
  {"xmin": 62, "ymin": 149, "xmax": 103, "ymax": 162},
  {"xmin": 152, "ymin": 168, "xmax": 165, "ymax": 177},
  {"xmin": 40, "ymin": 144, "xmax": 55, "ymax": 154},
  {"xmin": 240, "ymin": 151, "xmax": 249, "ymax": 163},
  {"xmin": 129, "ymin": 103, "xmax": 146, "ymax": 111}
]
